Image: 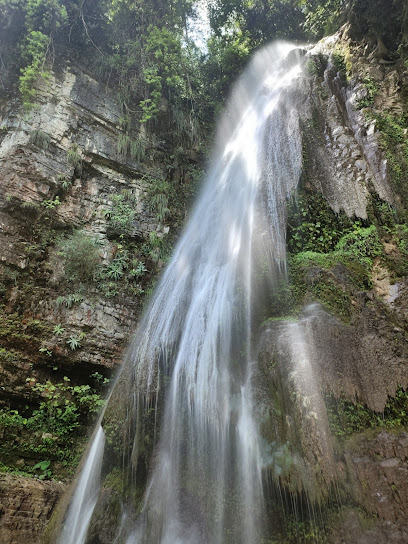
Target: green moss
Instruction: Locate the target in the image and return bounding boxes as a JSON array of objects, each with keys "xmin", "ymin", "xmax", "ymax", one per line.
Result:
[{"xmin": 285, "ymin": 224, "xmax": 384, "ymax": 321}]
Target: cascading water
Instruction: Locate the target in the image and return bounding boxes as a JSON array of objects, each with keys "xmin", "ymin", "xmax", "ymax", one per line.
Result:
[
  {"xmin": 58, "ymin": 426, "xmax": 105, "ymax": 544},
  {"xmin": 57, "ymin": 42, "xmax": 307, "ymax": 544}
]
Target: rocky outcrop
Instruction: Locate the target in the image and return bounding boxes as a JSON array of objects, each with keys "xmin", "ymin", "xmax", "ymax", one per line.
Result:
[
  {"xmin": 0, "ymin": 61, "xmax": 195, "ymax": 542},
  {"xmin": 296, "ymin": 30, "xmax": 397, "ymax": 219},
  {"xmin": 0, "ymin": 474, "xmax": 66, "ymax": 544},
  {"xmin": 0, "ymin": 61, "xmax": 180, "ymax": 391},
  {"xmin": 345, "ymin": 430, "xmax": 408, "ymax": 524}
]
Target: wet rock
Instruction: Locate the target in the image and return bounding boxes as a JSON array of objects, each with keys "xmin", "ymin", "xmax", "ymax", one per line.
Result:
[{"xmin": 0, "ymin": 474, "xmax": 66, "ymax": 544}]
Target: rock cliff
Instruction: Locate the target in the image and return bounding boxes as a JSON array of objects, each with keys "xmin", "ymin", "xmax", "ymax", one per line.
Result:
[{"xmin": 0, "ymin": 58, "xmax": 199, "ymax": 542}]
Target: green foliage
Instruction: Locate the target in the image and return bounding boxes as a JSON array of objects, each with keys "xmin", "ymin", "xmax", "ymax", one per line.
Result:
[
  {"xmin": 139, "ymin": 25, "xmax": 185, "ymax": 123},
  {"xmin": 67, "ymin": 142, "xmax": 82, "ymax": 171},
  {"xmin": 129, "ymin": 259, "xmax": 147, "ymax": 278},
  {"xmin": 334, "ymin": 224, "xmax": 382, "ymax": 263},
  {"xmin": 287, "ymin": 189, "xmax": 354, "ymax": 254},
  {"xmin": 19, "ymin": 30, "xmax": 51, "ymax": 110},
  {"xmin": 145, "ymin": 231, "xmax": 165, "ymax": 264},
  {"xmin": 97, "ymin": 241, "xmax": 147, "ymax": 298},
  {"xmin": 395, "ymin": 224, "xmax": 408, "ymax": 258},
  {"xmin": 117, "ymin": 132, "xmax": 147, "ymax": 161},
  {"xmin": 117, "ymin": 133, "xmax": 131, "ymax": 157},
  {"xmin": 287, "ymin": 225, "xmax": 383, "ymax": 319},
  {"xmin": 13, "ymin": 0, "xmax": 67, "ymax": 109},
  {"xmin": 144, "ymin": 175, "xmax": 171, "ymax": 222},
  {"xmin": 104, "ymin": 192, "xmax": 136, "ymax": 236},
  {"xmin": 331, "ymin": 45, "xmax": 351, "ymax": 81},
  {"xmin": 373, "ymin": 112, "xmax": 408, "ymax": 207},
  {"xmin": 286, "ymin": 183, "xmax": 386, "ymax": 320},
  {"xmin": 66, "ymin": 331, "xmax": 86, "ymax": 351},
  {"xmin": 29, "ymin": 128, "xmax": 50, "ymax": 149},
  {"xmin": 53, "ymin": 323, "xmax": 64, "ymax": 335},
  {"xmin": 301, "ymin": 0, "xmax": 347, "ymax": 39},
  {"xmin": 0, "ymin": 375, "xmax": 105, "ymax": 478},
  {"xmin": 356, "ymin": 76, "xmax": 378, "ymax": 109},
  {"xmin": 140, "ymin": 66, "xmax": 162, "ymax": 124},
  {"xmin": 59, "ymin": 231, "xmax": 100, "ymax": 283},
  {"xmin": 33, "ymin": 459, "xmax": 52, "ymax": 480},
  {"xmin": 55, "ymin": 293, "xmax": 84, "ymax": 308},
  {"xmin": 57, "ymin": 173, "xmax": 71, "ymax": 190},
  {"xmin": 105, "ymin": 248, "xmax": 129, "ymax": 281},
  {"xmin": 41, "ymin": 195, "xmax": 61, "ymax": 208},
  {"xmin": 325, "ymin": 387, "xmax": 408, "ymax": 441}
]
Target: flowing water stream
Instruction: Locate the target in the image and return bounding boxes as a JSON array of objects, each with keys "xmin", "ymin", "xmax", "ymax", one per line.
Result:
[{"xmin": 58, "ymin": 42, "xmax": 307, "ymax": 544}]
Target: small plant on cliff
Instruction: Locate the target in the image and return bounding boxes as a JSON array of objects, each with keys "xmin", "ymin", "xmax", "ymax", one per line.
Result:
[
  {"xmin": 104, "ymin": 191, "xmax": 137, "ymax": 236},
  {"xmin": 59, "ymin": 231, "xmax": 100, "ymax": 283},
  {"xmin": 0, "ymin": 374, "xmax": 105, "ymax": 478},
  {"xmin": 356, "ymin": 76, "xmax": 378, "ymax": 109},
  {"xmin": 33, "ymin": 460, "xmax": 52, "ymax": 480},
  {"xmin": 53, "ymin": 323, "xmax": 64, "ymax": 335},
  {"xmin": 67, "ymin": 142, "xmax": 82, "ymax": 172},
  {"xmin": 144, "ymin": 175, "xmax": 171, "ymax": 223},
  {"xmin": 325, "ymin": 387, "xmax": 408, "ymax": 441},
  {"xmin": 105, "ymin": 245, "xmax": 129, "ymax": 281},
  {"xmin": 29, "ymin": 128, "xmax": 51, "ymax": 150},
  {"xmin": 66, "ymin": 332, "xmax": 86, "ymax": 351},
  {"xmin": 55, "ymin": 293, "xmax": 84, "ymax": 308},
  {"xmin": 41, "ymin": 195, "xmax": 61, "ymax": 209},
  {"xmin": 129, "ymin": 259, "xmax": 147, "ymax": 278},
  {"xmin": 57, "ymin": 173, "xmax": 71, "ymax": 190}
]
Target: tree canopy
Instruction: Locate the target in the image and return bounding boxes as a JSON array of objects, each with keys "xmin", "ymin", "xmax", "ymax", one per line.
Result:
[{"xmin": 0, "ymin": 0, "xmax": 407, "ymax": 141}]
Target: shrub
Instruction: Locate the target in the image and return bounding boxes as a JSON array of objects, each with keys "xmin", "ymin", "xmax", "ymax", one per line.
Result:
[{"xmin": 59, "ymin": 231, "xmax": 100, "ymax": 283}]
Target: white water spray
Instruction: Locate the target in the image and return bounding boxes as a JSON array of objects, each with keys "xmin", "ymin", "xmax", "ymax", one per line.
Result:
[{"xmin": 58, "ymin": 426, "xmax": 105, "ymax": 544}]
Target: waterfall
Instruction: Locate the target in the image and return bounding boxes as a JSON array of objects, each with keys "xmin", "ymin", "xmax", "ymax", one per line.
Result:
[
  {"xmin": 58, "ymin": 42, "xmax": 306, "ymax": 544},
  {"xmin": 58, "ymin": 426, "xmax": 105, "ymax": 544}
]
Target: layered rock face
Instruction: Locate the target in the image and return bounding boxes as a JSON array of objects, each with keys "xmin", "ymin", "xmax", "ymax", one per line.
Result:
[
  {"xmin": 0, "ymin": 474, "xmax": 65, "ymax": 544},
  {"xmin": 0, "ymin": 61, "xmax": 196, "ymax": 543},
  {"xmin": 0, "ymin": 65, "xmax": 157, "ymax": 375}
]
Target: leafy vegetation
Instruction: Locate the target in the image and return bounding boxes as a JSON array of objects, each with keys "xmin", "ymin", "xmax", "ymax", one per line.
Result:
[
  {"xmin": 59, "ymin": 231, "xmax": 100, "ymax": 283},
  {"xmin": 55, "ymin": 293, "xmax": 84, "ymax": 308},
  {"xmin": 0, "ymin": 376, "xmax": 106, "ymax": 479},
  {"xmin": 287, "ymin": 189, "xmax": 354, "ymax": 254},
  {"xmin": 356, "ymin": 76, "xmax": 378, "ymax": 109},
  {"xmin": 325, "ymin": 387, "xmax": 408, "ymax": 441},
  {"xmin": 287, "ymin": 224, "xmax": 384, "ymax": 319},
  {"xmin": 144, "ymin": 175, "xmax": 171, "ymax": 223},
  {"xmin": 374, "ymin": 112, "xmax": 408, "ymax": 209},
  {"xmin": 104, "ymin": 191, "xmax": 137, "ymax": 236}
]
